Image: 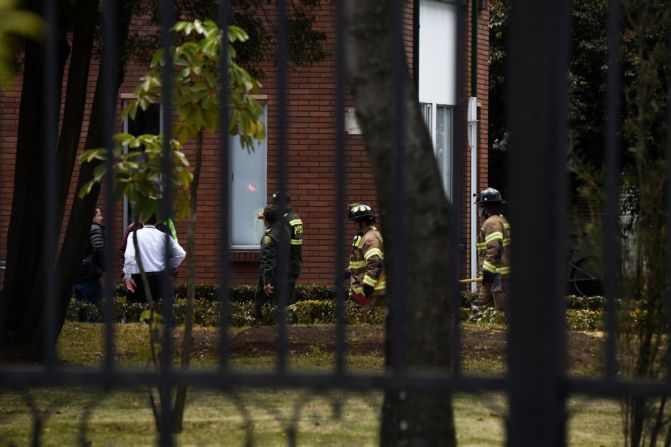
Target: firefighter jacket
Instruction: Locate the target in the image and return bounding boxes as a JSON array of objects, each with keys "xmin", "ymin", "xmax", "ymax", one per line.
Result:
[
  {"xmin": 349, "ymin": 225, "xmax": 386, "ymax": 296},
  {"xmin": 477, "ymin": 213, "xmax": 511, "ymax": 278},
  {"xmin": 260, "ymin": 224, "xmax": 289, "ymax": 287},
  {"xmin": 284, "ymin": 209, "xmax": 303, "ymax": 280}
]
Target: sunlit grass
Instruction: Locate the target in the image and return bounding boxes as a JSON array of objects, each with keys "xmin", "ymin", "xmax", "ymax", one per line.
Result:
[{"xmin": 0, "ymin": 322, "xmax": 623, "ymax": 445}]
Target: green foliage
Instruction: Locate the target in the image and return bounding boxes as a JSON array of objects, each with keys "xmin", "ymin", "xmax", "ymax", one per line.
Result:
[
  {"xmin": 566, "ymin": 309, "xmax": 603, "ymax": 332},
  {"xmin": 294, "ymin": 284, "xmax": 337, "ymax": 301},
  {"xmin": 127, "ymin": 1, "xmax": 329, "ymax": 79},
  {"xmin": 79, "ymin": 134, "xmax": 192, "ymax": 222},
  {"xmin": 125, "ymin": 19, "xmax": 265, "ymax": 148},
  {"xmin": 0, "ymin": 0, "xmax": 43, "ymax": 86},
  {"xmin": 68, "ymin": 293, "xmax": 622, "ymax": 330},
  {"xmin": 67, "ymin": 296, "xmax": 387, "ymax": 326},
  {"xmin": 465, "ymin": 307, "xmax": 507, "ymax": 326},
  {"xmin": 79, "ymin": 19, "xmax": 266, "ymax": 224},
  {"xmin": 70, "ymin": 283, "xmax": 623, "ymax": 330},
  {"xmin": 488, "ymin": 0, "xmax": 509, "ymax": 154},
  {"xmin": 566, "ymin": 295, "xmax": 607, "ymax": 311}
]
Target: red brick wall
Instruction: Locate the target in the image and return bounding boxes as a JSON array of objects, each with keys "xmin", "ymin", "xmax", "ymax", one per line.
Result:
[
  {"xmin": 0, "ymin": 0, "xmax": 488, "ymax": 286},
  {"xmin": 461, "ymin": 0, "xmax": 490, "ymax": 279}
]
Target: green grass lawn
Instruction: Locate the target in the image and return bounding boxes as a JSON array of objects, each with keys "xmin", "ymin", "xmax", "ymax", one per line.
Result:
[{"xmin": 0, "ymin": 322, "xmax": 624, "ymax": 446}]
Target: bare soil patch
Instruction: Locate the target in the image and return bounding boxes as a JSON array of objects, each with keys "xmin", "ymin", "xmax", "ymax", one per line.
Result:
[{"xmin": 183, "ymin": 325, "xmax": 604, "ymax": 371}]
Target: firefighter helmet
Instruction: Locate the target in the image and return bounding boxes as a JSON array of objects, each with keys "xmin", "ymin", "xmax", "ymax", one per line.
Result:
[
  {"xmin": 475, "ymin": 187, "xmax": 503, "ymax": 204},
  {"xmin": 348, "ymin": 203, "xmax": 375, "ymax": 221},
  {"xmin": 271, "ymin": 191, "xmax": 291, "ymax": 206}
]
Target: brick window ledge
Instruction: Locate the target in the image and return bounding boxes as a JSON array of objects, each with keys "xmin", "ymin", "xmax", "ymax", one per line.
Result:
[{"xmin": 230, "ymin": 250, "xmax": 259, "ymax": 263}]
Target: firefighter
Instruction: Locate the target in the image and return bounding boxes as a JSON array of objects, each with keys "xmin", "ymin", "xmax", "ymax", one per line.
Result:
[
  {"xmin": 472, "ymin": 187, "xmax": 511, "ymax": 311},
  {"xmin": 347, "ymin": 203, "xmax": 386, "ymax": 306}
]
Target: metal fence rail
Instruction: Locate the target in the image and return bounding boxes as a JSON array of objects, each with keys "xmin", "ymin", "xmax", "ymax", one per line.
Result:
[{"xmin": 2, "ymin": 0, "xmax": 671, "ymax": 446}]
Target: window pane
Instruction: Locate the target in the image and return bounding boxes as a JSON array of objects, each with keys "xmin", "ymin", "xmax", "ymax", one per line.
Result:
[
  {"xmin": 230, "ymin": 107, "xmax": 267, "ymax": 248},
  {"xmin": 420, "ymin": 102, "xmax": 433, "ymax": 138},
  {"xmin": 436, "ymin": 105, "xmax": 453, "ymax": 199}
]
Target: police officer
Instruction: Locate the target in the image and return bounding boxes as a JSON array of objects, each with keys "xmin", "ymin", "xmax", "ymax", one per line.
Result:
[
  {"xmin": 347, "ymin": 203, "xmax": 386, "ymax": 306},
  {"xmin": 270, "ymin": 192, "xmax": 303, "ymax": 303},
  {"xmin": 472, "ymin": 187, "xmax": 511, "ymax": 311},
  {"xmin": 253, "ymin": 206, "xmax": 290, "ymax": 322}
]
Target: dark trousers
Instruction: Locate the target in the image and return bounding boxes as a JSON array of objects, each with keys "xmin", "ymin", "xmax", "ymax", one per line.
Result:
[
  {"xmin": 253, "ymin": 277, "xmax": 297, "ymax": 322},
  {"xmin": 128, "ymin": 272, "xmax": 172, "ymax": 303},
  {"xmin": 73, "ymin": 278, "xmax": 103, "ymax": 305}
]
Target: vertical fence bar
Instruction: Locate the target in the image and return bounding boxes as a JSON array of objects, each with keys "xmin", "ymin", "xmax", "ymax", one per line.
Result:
[
  {"xmin": 450, "ymin": 0, "xmax": 467, "ymax": 377},
  {"xmin": 666, "ymin": 9, "xmax": 671, "ymax": 379},
  {"xmin": 217, "ymin": 0, "xmax": 232, "ymax": 372},
  {"xmin": 390, "ymin": 0, "xmax": 407, "ymax": 375},
  {"xmin": 42, "ymin": 0, "xmax": 58, "ymax": 368},
  {"xmin": 102, "ymin": 0, "xmax": 118, "ymax": 374},
  {"xmin": 334, "ymin": 0, "xmax": 347, "ymax": 375},
  {"xmin": 276, "ymin": 0, "xmax": 290, "ymax": 373},
  {"xmin": 604, "ymin": 0, "xmax": 621, "ymax": 379},
  {"xmin": 159, "ymin": 0, "xmax": 175, "ymax": 444},
  {"xmin": 507, "ymin": 0, "xmax": 569, "ymax": 445}
]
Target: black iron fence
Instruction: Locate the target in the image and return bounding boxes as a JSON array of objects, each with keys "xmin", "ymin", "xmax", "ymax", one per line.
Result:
[{"xmin": 1, "ymin": 0, "xmax": 669, "ymax": 445}]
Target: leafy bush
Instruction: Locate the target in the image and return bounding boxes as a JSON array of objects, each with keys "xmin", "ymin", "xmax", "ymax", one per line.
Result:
[
  {"xmin": 66, "ymin": 286, "xmax": 638, "ymax": 331},
  {"xmin": 566, "ymin": 309, "xmax": 603, "ymax": 331},
  {"xmin": 464, "ymin": 307, "xmax": 507, "ymax": 325},
  {"xmin": 118, "ymin": 283, "xmax": 337, "ymax": 304},
  {"xmin": 566, "ymin": 295, "xmax": 607, "ymax": 311}
]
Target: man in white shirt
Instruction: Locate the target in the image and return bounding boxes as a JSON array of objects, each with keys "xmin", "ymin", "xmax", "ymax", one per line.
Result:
[{"xmin": 123, "ymin": 214, "xmax": 186, "ymax": 302}]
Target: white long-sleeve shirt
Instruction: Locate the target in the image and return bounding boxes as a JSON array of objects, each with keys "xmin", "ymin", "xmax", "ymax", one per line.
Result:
[{"xmin": 123, "ymin": 225, "xmax": 186, "ymax": 279}]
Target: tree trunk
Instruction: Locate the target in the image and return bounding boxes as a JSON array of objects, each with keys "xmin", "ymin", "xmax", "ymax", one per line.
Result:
[
  {"xmin": 0, "ymin": 0, "xmax": 138, "ymax": 359},
  {"xmin": 346, "ymin": 1, "xmax": 457, "ymax": 445},
  {"xmin": 22, "ymin": 0, "xmax": 100, "ymax": 355},
  {"xmin": 172, "ymin": 132, "xmax": 203, "ymax": 432},
  {"xmin": 55, "ymin": 0, "xmax": 100, "ymax": 226},
  {"xmin": 47, "ymin": 0, "xmax": 139, "ymax": 354},
  {"xmin": 0, "ymin": 25, "xmax": 69, "ymax": 357}
]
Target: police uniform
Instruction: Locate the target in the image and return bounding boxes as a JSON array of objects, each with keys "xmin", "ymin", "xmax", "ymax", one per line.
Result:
[
  {"xmin": 253, "ymin": 223, "xmax": 289, "ymax": 319},
  {"xmin": 285, "ymin": 209, "xmax": 303, "ymax": 299},
  {"xmin": 349, "ymin": 225, "xmax": 386, "ymax": 306},
  {"xmin": 473, "ymin": 213, "xmax": 511, "ymax": 310}
]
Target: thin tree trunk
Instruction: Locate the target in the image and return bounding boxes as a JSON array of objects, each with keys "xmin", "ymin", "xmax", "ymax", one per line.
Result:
[
  {"xmin": 172, "ymin": 131, "xmax": 203, "ymax": 432},
  {"xmin": 649, "ymin": 397, "xmax": 667, "ymax": 446},
  {"xmin": 55, "ymin": 0, "xmax": 100, "ymax": 227},
  {"xmin": 0, "ymin": 27, "xmax": 69, "ymax": 356},
  {"xmin": 346, "ymin": 1, "xmax": 457, "ymax": 445},
  {"xmin": 37, "ymin": 0, "xmax": 138, "ymax": 357}
]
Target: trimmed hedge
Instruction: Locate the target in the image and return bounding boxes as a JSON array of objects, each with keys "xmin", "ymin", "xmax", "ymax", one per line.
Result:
[
  {"xmin": 70, "ymin": 283, "xmax": 616, "ymax": 329},
  {"xmin": 67, "ymin": 297, "xmax": 386, "ymax": 327},
  {"xmin": 67, "ymin": 295, "xmax": 610, "ymax": 330},
  {"xmin": 114, "ymin": 282, "xmax": 609, "ymax": 309},
  {"xmin": 113, "ymin": 283, "xmax": 338, "ymax": 303},
  {"xmin": 461, "ymin": 307, "xmax": 604, "ymax": 331}
]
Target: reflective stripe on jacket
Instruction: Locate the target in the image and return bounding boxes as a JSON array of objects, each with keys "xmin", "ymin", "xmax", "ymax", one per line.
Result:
[
  {"xmin": 477, "ymin": 214, "xmax": 511, "ymax": 276},
  {"xmin": 349, "ymin": 225, "xmax": 386, "ymax": 295},
  {"xmin": 285, "ymin": 210, "xmax": 303, "ymax": 280}
]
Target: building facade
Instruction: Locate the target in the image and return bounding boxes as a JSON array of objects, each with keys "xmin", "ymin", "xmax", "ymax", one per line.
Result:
[{"xmin": 0, "ymin": 0, "xmax": 489, "ymax": 286}]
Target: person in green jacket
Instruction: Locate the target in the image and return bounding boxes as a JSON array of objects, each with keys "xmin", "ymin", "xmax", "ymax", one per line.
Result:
[{"xmin": 254, "ymin": 206, "xmax": 289, "ymax": 322}]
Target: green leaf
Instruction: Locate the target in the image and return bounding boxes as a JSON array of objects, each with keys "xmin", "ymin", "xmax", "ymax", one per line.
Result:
[
  {"xmin": 78, "ymin": 179, "xmax": 96, "ymax": 198},
  {"xmin": 150, "ymin": 49, "xmax": 164, "ymax": 68},
  {"xmin": 79, "ymin": 148, "xmax": 107, "ymax": 163}
]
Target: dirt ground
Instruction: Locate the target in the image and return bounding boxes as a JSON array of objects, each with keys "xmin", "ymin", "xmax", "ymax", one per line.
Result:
[{"xmin": 187, "ymin": 325, "xmax": 605, "ymax": 371}]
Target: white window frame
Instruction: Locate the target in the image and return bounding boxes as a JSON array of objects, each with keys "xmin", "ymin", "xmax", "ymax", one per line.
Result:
[
  {"xmin": 420, "ymin": 102, "xmax": 454, "ymax": 200},
  {"xmin": 435, "ymin": 104, "xmax": 454, "ymax": 200},
  {"xmin": 419, "ymin": 0, "xmax": 457, "ymax": 200},
  {"xmin": 230, "ymin": 102, "xmax": 268, "ymax": 250}
]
